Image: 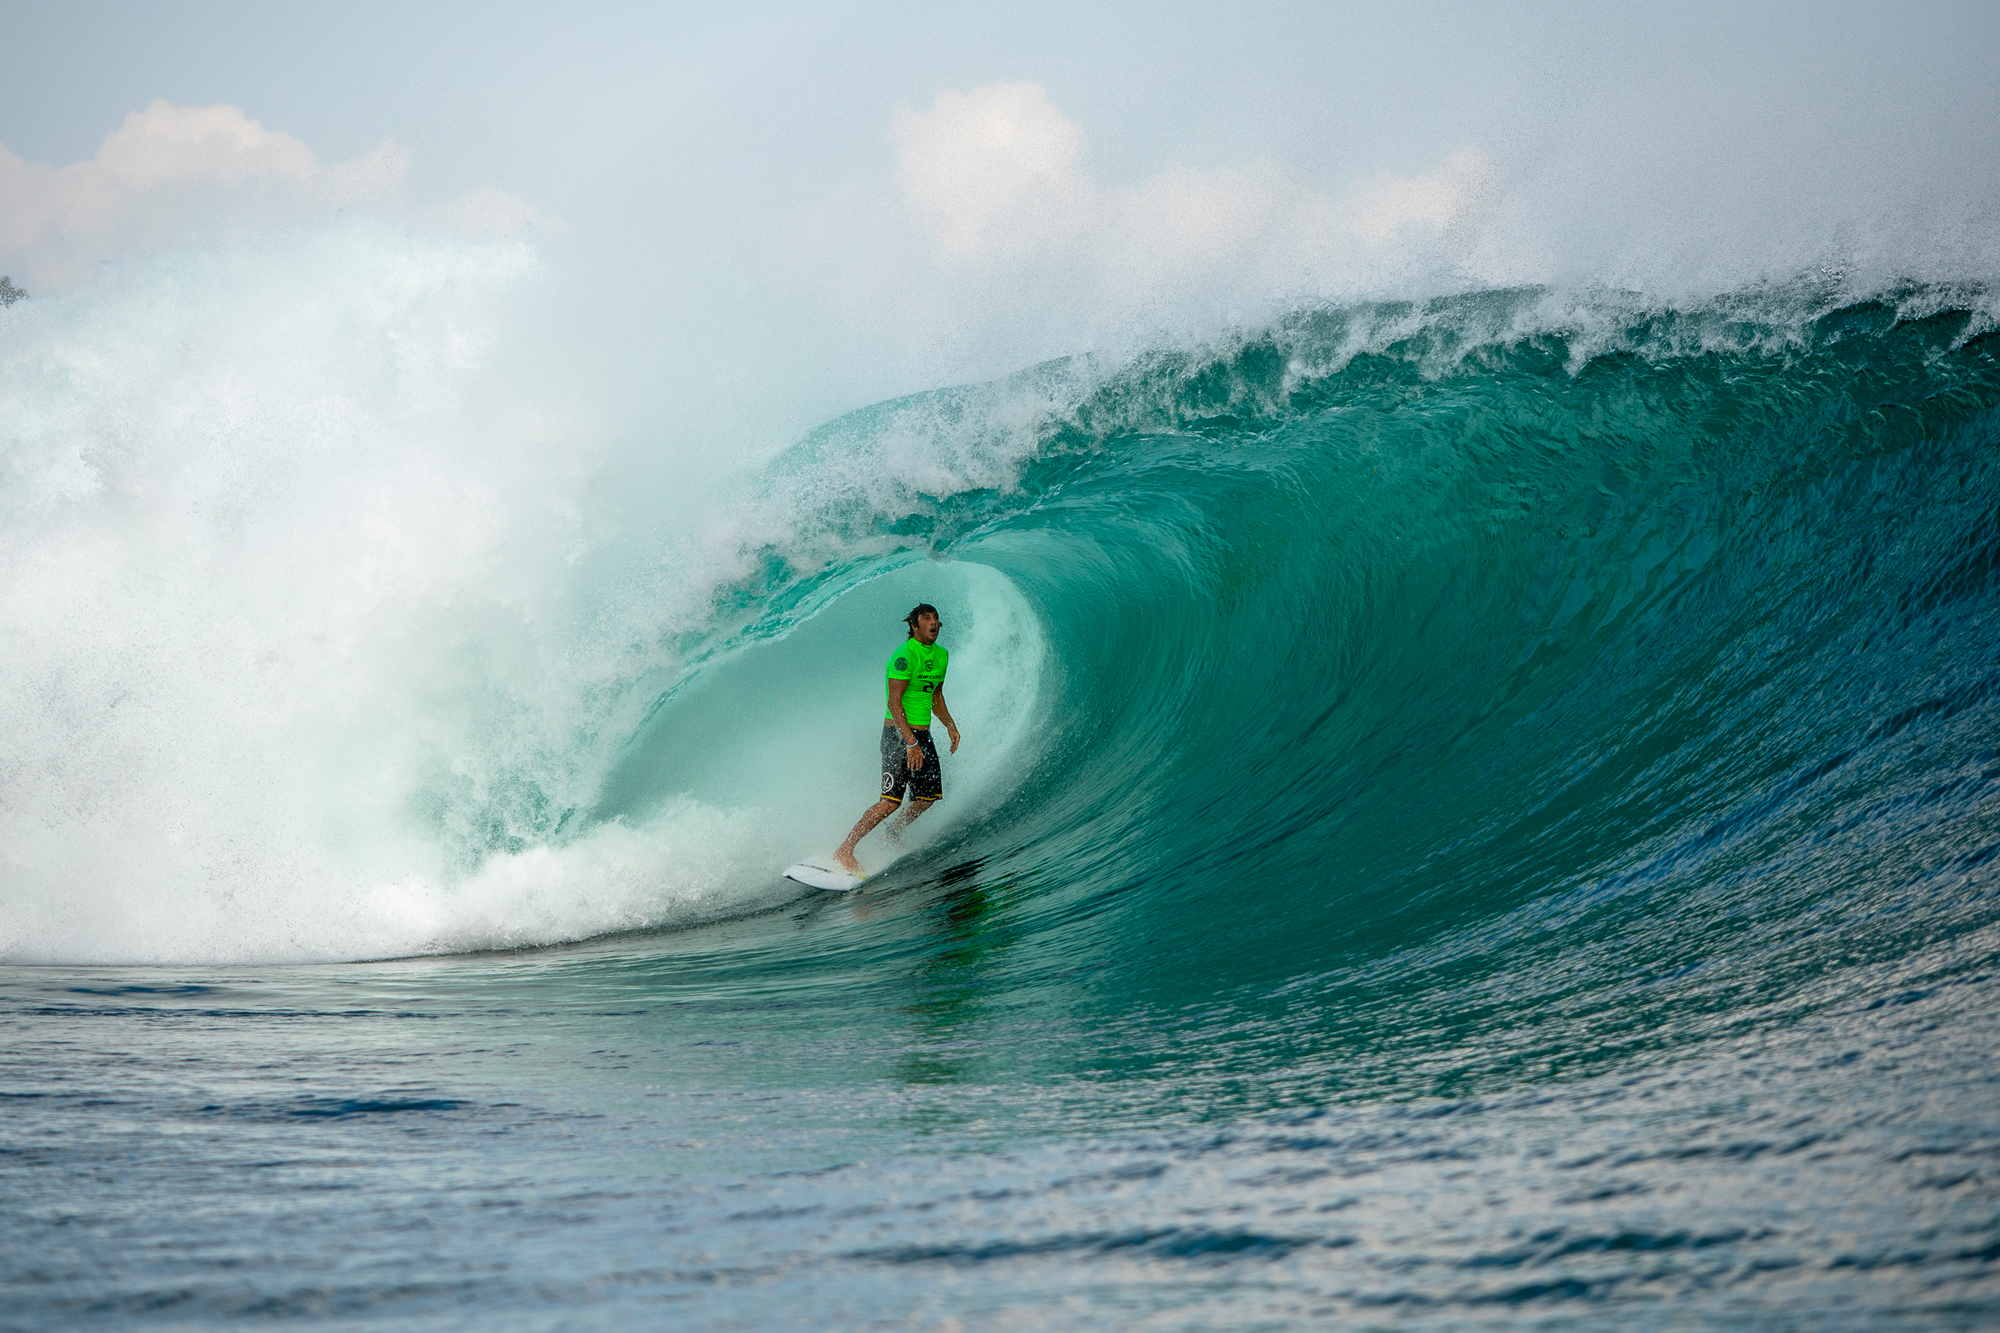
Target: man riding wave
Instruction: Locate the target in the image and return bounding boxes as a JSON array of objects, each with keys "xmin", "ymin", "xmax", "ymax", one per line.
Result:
[{"xmin": 834, "ymin": 603, "xmax": 960, "ymax": 874}]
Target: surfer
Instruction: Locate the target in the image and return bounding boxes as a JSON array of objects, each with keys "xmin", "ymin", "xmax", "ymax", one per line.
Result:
[{"xmin": 833, "ymin": 603, "xmax": 960, "ymax": 874}]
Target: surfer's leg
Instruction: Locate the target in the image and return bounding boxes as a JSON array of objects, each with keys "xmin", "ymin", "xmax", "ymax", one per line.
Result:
[
  {"xmin": 836, "ymin": 798, "xmax": 899, "ymax": 873},
  {"xmin": 840, "ymin": 722, "xmax": 919, "ymax": 871},
  {"xmin": 889, "ymin": 729, "xmax": 943, "ymax": 835},
  {"xmin": 888, "ymin": 795, "xmax": 938, "ymax": 834}
]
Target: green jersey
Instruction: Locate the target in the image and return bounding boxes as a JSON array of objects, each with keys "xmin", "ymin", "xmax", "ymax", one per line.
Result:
[{"xmin": 885, "ymin": 637, "xmax": 949, "ymax": 727}]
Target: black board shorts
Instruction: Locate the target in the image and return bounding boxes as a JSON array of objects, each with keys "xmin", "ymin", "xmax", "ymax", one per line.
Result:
[{"xmin": 881, "ymin": 723, "xmax": 942, "ymax": 803}]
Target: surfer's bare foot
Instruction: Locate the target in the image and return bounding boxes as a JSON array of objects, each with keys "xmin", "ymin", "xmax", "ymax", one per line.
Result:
[{"xmin": 834, "ymin": 798, "xmax": 896, "ymax": 876}]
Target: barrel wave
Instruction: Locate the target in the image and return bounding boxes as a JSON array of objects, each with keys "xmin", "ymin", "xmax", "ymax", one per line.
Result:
[{"xmin": 614, "ymin": 284, "xmax": 2000, "ymax": 1095}]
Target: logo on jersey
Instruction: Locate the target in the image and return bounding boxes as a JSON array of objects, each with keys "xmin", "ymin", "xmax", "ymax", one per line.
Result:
[{"xmin": 895, "ymin": 657, "xmax": 908, "ymax": 670}]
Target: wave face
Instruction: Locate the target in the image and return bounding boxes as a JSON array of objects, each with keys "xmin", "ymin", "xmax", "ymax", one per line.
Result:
[
  {"xmin": 642, "ymin": 283, "xmax": 1994, "ymax": 1101},
  {"xmin": 571, "ymin": 281, "xmax": 2000, "ymax": 1099}
]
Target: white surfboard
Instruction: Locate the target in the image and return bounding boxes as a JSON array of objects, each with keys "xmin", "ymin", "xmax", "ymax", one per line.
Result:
[{"xmin": 783, "ymin": 860, "xmax": 868, "ymax": 892}]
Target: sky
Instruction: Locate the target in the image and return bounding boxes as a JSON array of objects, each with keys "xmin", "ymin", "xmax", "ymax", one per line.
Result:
[{"xmin": 4, "ymin": 0, "xmax": 1998, "ymax": 446}]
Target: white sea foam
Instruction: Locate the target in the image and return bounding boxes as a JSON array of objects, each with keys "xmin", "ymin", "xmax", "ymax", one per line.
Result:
[{"xmin": 0, "ymin": 225, "xmax": 1052, "ymax": 964}]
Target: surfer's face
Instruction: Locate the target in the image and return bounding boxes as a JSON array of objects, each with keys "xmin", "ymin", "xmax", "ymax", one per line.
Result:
[{"xmin": 912, "ymin": 611, "xmax": 941, "ymax": 644}]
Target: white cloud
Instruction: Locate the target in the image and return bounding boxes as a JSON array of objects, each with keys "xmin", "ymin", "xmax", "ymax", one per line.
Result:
[
  {"xmin": 887, "ymin": 82, "xmax": 1508, "ymax": 289},
  {"xmin": 91, "ymin": 100, "xmax": 321, "ymax": 192},
  {"xmin": 890, "ymin": 82, "xmax": 1090, "ymax": 255},
  {"xmin": 0, "ymin": 102, "xmax": 547, "ymax": 293},
  {"xmin": 769, "ymin": 82, "xmax": 1525, "ymax": 392}
]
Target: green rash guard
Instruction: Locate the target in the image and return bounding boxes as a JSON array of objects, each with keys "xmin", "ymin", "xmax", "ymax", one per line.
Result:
[{"xmin": 885, "ymin": 638, "xmax": 949, "ymax": 728}]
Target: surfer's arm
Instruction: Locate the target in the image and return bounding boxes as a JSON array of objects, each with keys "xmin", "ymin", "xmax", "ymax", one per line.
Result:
[
  {"xmin": 887, "ymin": 679, "xmax": 919, "ymax": 748},
  {"xmin": 931, "ymin": 689, "xmax": 960, "ymax": 753}
]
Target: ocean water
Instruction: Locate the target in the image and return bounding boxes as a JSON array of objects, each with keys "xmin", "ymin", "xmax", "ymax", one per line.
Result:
[{"xmin": 3, "ymin": 245, "xmax": 2000, "ymax": 1328}]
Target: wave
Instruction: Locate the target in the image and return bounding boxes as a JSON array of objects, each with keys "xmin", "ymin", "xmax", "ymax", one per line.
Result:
[
  {"xmin": 627, "ymin": 278, "xmax": 2000, "ymax": 1091},
  {"xmin": 3, "ymin": 239, "xmax": 1998, "ymax": 1029}
]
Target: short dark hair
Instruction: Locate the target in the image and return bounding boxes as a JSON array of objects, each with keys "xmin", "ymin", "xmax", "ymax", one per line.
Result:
[{"xmin": 904, "ymin": 603, "xmax": 938, "ymax": 634}]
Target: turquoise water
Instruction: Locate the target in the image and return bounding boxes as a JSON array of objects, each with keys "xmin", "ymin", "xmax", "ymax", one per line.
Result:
[{"xmin": 4, "ymin": 282, "xmax": 2000, "ymax": 1327}]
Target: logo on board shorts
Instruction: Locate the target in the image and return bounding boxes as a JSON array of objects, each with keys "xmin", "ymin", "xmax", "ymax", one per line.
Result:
[{"xmin": 882, "ymin": 772, "xmax": 898, "ymax": 794}]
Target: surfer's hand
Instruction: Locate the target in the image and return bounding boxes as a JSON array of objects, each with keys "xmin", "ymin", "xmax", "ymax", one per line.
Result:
[
  {"xmin": 947, "ymin": 728, "xmax": 960, "ymax": 753},
  {"xmin": 907, "ymin": 742, "xmax": 923, "ymax": 771}
]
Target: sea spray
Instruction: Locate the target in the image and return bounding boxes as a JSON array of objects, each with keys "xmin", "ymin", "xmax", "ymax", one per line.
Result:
[{"xmin": 0, "ymin": 228, "xmax": 1054, "ymax": 963}]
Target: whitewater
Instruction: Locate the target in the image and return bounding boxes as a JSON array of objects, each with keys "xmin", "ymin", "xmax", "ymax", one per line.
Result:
[{"xmin": 3, "ymin": 218, "xmax": 1999, "ymax": 1327}]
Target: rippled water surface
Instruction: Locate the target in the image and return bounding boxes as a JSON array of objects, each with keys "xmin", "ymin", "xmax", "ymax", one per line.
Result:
[{"xmin": 5, "ymin": 917, "xmax": 1998, "ymax": 1329}]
